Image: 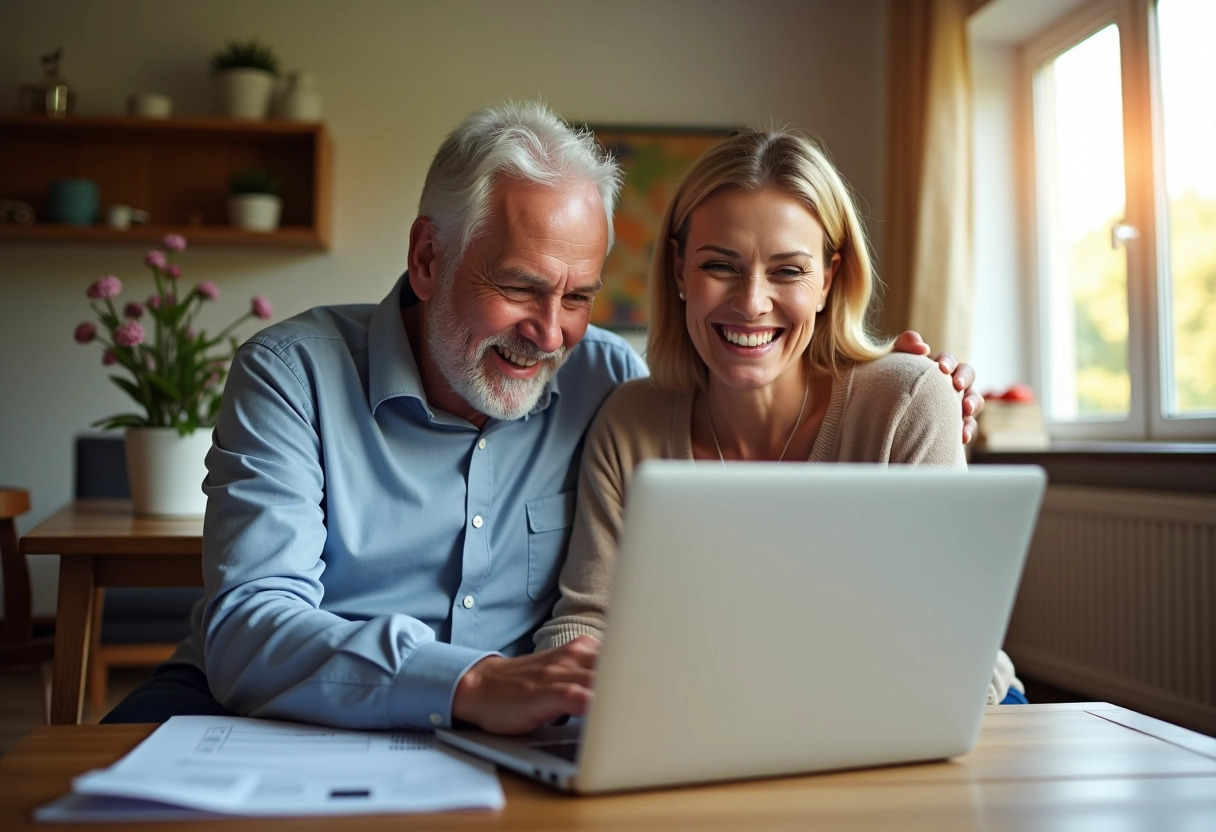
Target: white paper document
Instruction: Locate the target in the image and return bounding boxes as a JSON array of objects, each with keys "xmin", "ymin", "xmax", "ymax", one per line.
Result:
[{"xmin": 35, "ymin": 715, "xmax": 504, "ymax": 822}]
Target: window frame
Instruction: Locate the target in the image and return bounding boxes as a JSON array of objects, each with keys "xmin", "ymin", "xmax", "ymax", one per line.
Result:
[{"xmin": 1016, "ymin": 0, "xmax": 1213, "ymax": 441}]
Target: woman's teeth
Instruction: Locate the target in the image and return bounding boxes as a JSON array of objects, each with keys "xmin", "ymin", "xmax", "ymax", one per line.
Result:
[{"xmin": 721, "ymin": 329, "xmax": 776, "ymax": 348}]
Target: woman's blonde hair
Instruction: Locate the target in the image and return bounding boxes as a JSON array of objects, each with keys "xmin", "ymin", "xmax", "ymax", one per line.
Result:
[{"xmin": 646, "ymin": 128, "xmax": 890, "ymax": 393}]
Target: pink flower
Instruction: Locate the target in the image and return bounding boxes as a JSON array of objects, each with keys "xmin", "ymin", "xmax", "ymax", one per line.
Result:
[
  {"xmin": 87, "ymin": 275, "xmax": 123, "ymax": 299},
  {"xmin": 77, "ymin": 238, "xmax": 275, "ymax": 433},
  {"xmin": 114, "ymin": 321, "xmax": 146, "ymax": 348}
]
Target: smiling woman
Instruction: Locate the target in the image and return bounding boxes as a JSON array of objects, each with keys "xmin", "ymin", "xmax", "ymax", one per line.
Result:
[
  {"xmin": 673, "ymin": 187, "xmax": 833, "ymax": 405},
  {"xmin": 534, "ymin": 127, "xmax": 1024, "ymax": 707}
]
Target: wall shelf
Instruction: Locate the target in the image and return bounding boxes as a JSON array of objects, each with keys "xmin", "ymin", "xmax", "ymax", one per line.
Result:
[{"xmin": 0, "ymin": 115, "xmax": 332, "ymax": 249}]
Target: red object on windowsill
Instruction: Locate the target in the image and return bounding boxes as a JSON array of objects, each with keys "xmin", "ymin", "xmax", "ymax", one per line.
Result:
[{"xmin": 982, "ymin": 383, "xmax": 1037, "ymax": 403}]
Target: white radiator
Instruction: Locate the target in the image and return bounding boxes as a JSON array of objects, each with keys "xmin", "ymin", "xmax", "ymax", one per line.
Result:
[{"xmin": 1005, "ymin": 485, "xmax": 1216, "ymax": 735}]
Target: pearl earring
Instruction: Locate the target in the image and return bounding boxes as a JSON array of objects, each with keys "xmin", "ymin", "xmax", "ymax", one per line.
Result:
[
  {"xmin": 816, "ymin": 303, "xmax": 824, "ymax": 312},
  {"xmin": 678, "ymin": 291, "xmax": 686, "ymax": 301}
]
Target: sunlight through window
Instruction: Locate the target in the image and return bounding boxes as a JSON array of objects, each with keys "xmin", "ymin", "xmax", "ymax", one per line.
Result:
[
  {"xmin": 1157, "ymin": 0, "xmax": 1216, "ymax": 417},
  {"xmin": 1035, "ymin": 24, "xmax": 1129, "ymax": 421}
]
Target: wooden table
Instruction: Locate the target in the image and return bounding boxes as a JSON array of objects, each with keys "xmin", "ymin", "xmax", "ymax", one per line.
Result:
[
  {"xmin": 19, "ymin": 499, "xmax": 204, "ymax": 725},
  {"xmin": 1, "ymin": 704, "xmax": 1213, "ymax": 830}
]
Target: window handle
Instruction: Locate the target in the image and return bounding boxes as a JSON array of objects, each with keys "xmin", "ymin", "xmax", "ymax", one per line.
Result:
[{"xmin": 1111, "ymin": 221, "xmax": 1140, "ymax": 249}]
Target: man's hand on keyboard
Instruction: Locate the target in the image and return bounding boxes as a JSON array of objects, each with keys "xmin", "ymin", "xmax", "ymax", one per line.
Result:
[{"xmin": 452, "ymin": 635, "xmax": 600, "ymax": 734}]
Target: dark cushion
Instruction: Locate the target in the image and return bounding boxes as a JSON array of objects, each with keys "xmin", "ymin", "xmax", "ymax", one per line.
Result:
[
  {"xmin": 101, "ymin": 587, "xmax": 201, "ymax": 618},
  {"xmin": 100, "ymin": 616, "xmax": 195, "ymax": 644},
  {"xmin": 75, "ymin": 434, "xmax": 131, "ymax": 499}
]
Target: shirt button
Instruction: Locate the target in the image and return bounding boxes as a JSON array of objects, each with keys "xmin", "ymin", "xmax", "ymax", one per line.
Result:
[
  {"xmin": 478, "ymin": 438, "xmax": 487, "ymax": 450},
  {"xmin": 462, "ymin": 595, "xmax": 475, "ymax": 609},
  {"xmin": 429, "ymin": 713, "xmax": 443, "ymax": 726},
  {"xmin": 471, "ymin": 515, "xmax": 484, "ymax": 528}
]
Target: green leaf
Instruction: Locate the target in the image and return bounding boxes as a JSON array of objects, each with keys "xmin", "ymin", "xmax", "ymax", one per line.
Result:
[
  {"xmin": 209, "ymin": 38, "xmax": 280, "ymax": 76},
  {"xmin": 108, "ymin": 375, "xmax": 144, "ymax": 401},
  {"xmin": 91, "ymin": 414, "xmax": 150, "ymax": 429},
  {"xmin": 148, "ymin": 374, "xmax": 182, "ymax": 400}
]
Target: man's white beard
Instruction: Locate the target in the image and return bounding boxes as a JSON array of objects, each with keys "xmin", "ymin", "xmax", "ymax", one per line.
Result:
[{"xmin": 427, "ymin": 281, "xmax": 568, "ymax": 421}]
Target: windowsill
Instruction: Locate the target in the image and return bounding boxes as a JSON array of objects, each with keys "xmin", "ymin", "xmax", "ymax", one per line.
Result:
[
  {"xmin": 976, "ymin": 439, "xmax": 1216, "ymax": 457},
  {"xmin": 971, "ymin": 441, "xmax": 1216, "ymax": 494}
]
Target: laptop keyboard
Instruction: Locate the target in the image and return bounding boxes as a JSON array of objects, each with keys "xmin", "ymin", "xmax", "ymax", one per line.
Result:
[{"xmin": 530, "ymin": 740, "xmax": 580, "ymax": 762}]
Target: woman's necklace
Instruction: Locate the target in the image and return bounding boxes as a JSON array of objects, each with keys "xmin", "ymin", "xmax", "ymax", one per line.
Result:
[{"xmin": 705, "ymin": 376, "xmax": 811, "ymax": 467}]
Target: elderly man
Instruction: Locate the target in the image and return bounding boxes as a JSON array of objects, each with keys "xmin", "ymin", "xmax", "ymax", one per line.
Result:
[{"xmin": 104, "ymin": 101, "xmax": 980, "ymax": 733}]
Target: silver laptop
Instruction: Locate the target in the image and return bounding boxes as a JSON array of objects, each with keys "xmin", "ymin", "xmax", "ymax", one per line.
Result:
[{"xmin": 438, "ymin": 461, "xmax": 1046, "ymax": 794}]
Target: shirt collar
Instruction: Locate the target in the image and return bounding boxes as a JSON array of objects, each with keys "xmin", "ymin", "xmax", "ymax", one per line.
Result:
[
  {"xmin": 367, "ymin": 272, "xmax": 427, "ymax": 415},
  {"xmin": 367, "ymin": 272, "xmax": 562, "ymax": 420}
]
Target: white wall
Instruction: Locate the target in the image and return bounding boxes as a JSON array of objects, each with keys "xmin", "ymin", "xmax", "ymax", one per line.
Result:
[
  {"xmin": 0, "ymin": 0, "xmax": 889, "ymax": 613},
  {"xmin": 967, "ymin": 40, "xmax": 1028, "ymax": 393},
  {"xmin": 965, "ymin": 0, "xmax": 1095, "ymax": 396}
]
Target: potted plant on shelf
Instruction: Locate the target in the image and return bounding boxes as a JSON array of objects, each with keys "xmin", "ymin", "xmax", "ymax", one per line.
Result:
[
  {"xmin": 210, "ymin": 38, "xmax": 280, "ymax": 120},
  {"xmin": 227, "ymin": 167, "xmax": 283, "ymax": 232},
  {"xmin": 73, "ymin": 234, "xmax": 274, "ymax": 516}
]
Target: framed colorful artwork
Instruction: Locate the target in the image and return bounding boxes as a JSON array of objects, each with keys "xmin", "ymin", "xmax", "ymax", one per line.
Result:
[{"xmin": 586, "ymin": 126, "xmax": 733, "ymax": 329}]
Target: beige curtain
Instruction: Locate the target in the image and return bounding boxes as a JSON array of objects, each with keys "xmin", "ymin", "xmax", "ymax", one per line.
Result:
[{"xmin": 881, "ymin": 0, "xmax": 974, "ymax": 359}]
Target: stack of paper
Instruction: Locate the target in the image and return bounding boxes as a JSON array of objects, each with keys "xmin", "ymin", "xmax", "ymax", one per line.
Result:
[{"xmin": 36, "ymin": 715, "xmax": 505, "ymax": 822}]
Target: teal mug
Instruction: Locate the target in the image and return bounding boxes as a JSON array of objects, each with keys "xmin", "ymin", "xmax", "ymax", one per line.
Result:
[{"xmin": 48, "ymin": 179, "xmax": 99, "ymax": 226}]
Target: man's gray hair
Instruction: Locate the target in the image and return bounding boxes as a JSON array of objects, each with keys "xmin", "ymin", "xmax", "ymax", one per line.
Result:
[{"xmin": 419, "ymin": 100, "xmax": 622, "ymax": 278}]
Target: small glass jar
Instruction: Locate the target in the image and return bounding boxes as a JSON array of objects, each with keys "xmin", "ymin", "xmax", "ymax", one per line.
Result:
[{"xmin": 17, "ymin": 47, "xmax": 75, "ymax": 117}]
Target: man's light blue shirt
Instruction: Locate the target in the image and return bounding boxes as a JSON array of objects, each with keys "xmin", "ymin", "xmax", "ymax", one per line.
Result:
[{"xmin": 170, "ymin": 274, "xmax": 647, "ymax": 730}]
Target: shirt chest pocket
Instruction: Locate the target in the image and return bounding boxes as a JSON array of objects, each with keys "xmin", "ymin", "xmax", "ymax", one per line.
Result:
[{"xmin": 525, "ymin": 491, "xmax": 575, "ymax": 601}]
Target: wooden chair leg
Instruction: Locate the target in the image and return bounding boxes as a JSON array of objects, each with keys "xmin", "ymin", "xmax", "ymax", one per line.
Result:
[
  {"xmin": 1, "ymin": 487, "xmax": 56, "ymax": 721},
  {"xmin": 87, "ymin": 588, "xmax": 107, "ymax": 718},
  {"xmin": 39, "ymin": 659, "xmax": 54, "ymax": 724}
]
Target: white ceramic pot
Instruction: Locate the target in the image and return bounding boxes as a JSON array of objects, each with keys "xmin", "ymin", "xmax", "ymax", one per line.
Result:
[
  {"xmin": 127, "ymin": 92, "xmax": 172, "ymax": 119},
  {"xmin": 217, "ymin": 68, "xmax": 276, "ymax": 120},
  {"xmin": 124, "ymin": 427, "xmax": 212, "ymax": 518},
  {"xmin": 227, "ymin": 194, "xmax": 282, "ymax": 232},
  {"xmin": 278, "ymin": 71, "xmax": 323, "ymax": 121}
]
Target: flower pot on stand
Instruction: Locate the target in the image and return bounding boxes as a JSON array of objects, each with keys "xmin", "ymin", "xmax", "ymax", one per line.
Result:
[
  {"xmin": 217, "ymin": 68, "xmax": 276, "ymax": 119},
  {"xmin": 227, "ymin": 194, "xmax": 282, "ymax": 231},
  {"xmin": 124, "ymin": 427, "xmax": 212, "ymax": 517}
]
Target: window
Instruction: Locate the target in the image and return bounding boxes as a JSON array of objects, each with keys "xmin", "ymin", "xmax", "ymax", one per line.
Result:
[
  {"xmin": 1031, "ymin": 21, "xmax": 1130, "ymax": 425},
  {"xmin": 1023, "ymin": 0, "xmax": 1215, "ymax": 440}
]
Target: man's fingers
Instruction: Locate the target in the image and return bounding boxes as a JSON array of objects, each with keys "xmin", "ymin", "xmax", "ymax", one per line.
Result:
[
  {"xmin": 562, "ymin": 634, "xmax": 601, "ymax": 658},
  {"xmin": 552, "ymin": 682, "xmax": 593, "ymax": 716},
  {"xmin": 965, "ymin": 390, "xmax": 985, "ymax": 417},
  {"xmin": 953, "ymin": 361, "xmax": 975, "ymax": 393},
  {"xmin": 452, "ymin": 641, "xmax": 602, "ymax": 734},
  {"xmin": 539, "ymin": 663, "xmax": 595, "ymax": 689},
  {"xmin": 484, "ymin": 678, "xmax": 594, "ymax": 735},
  {"xmin": 894, "ymin": 330, "xmax": 930, "ymax": 356},
  {"xmin": 930, "ymin": 350, "xmax": 959, "ymax": 377},
  {"xmin": 544, "ymin": 636, "xmax": 599, "ymax": 670},
  {"xmin": 963, "ymin": 416, "xmax": 977, "ymax": 445}
]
